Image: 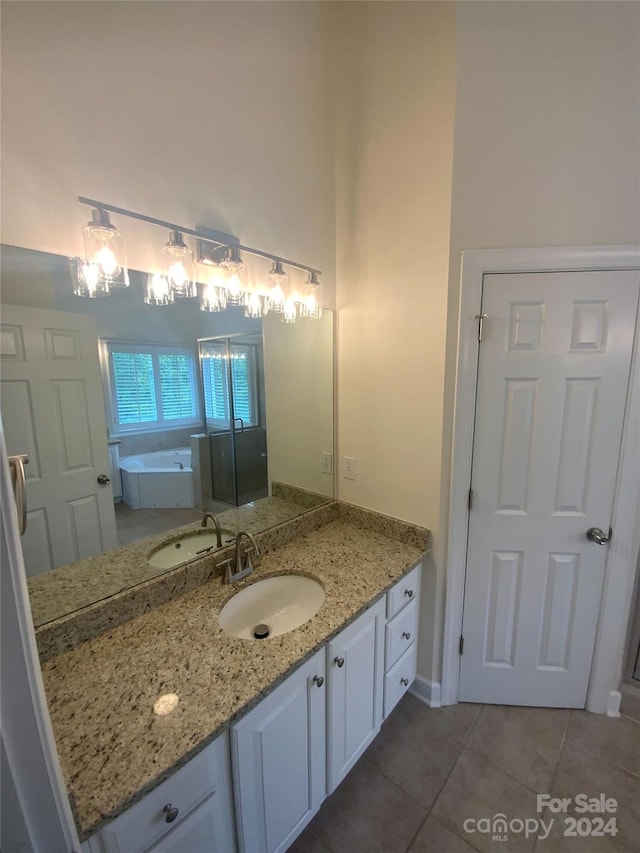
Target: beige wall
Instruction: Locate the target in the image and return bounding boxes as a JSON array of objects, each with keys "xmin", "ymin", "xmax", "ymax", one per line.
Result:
[
  {"xmin": 436, "ymin": 0, "xmax": 640, "ymax": 683},
  {"xmin": 3, "ymin": 0, "xmax": 638, "ymax": 690},
  {"xmin": 263, "ymin": 311, "xmax": 334, "ymax": 497},
  {"xmin": 0, "ymin": 1, "xmax": 336, "ymax": 305},
  {"xmin": 330, "ymin": 2, "xmax": 457, "ymax": 684}
]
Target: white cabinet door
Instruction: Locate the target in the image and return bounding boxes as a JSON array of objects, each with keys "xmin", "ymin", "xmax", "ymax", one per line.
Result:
[
  {"xmin": 327, "ymin": 598, "xmax": 385, "ymax": 794},
  {"xmin": 231, "ymin": 648, "xmax": 326, "ymax": 853}
]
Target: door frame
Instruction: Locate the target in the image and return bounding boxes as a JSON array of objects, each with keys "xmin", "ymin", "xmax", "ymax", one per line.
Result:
[
  {"xmin": 442, "ymin": 246, "xmax": 640, "ymax": 713},
  {"xmin": 0, "ymin": 426, "xmax": 80, "ymax": 850}
]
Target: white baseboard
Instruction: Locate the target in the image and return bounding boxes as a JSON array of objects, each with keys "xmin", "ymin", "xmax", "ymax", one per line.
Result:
[
  {"xmin": 409, "ymin": 675, "xmax": 442, "ymax": 708},
  {"xmin": 606, "ymin": 689, "xmax": 621, "ymax": 718}
]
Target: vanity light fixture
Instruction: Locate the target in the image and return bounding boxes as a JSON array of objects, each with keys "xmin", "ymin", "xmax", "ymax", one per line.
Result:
[
  {"xmin": 220, "ymin": 247, "xmax": 247, "ymax": 305},
  {"xmin": 282, "ymin": 298, "xmax": 298, "ymax": 324},
  {"xmin": 244, "ymin": 291, "xmax": 264, "ymax": 319},
  {"xmin": 73, "ymin": 197, "xmax": 323, "ymax": 323},
  {"xmin": 162, "ymin": 231, "xmax": 196, "ymax": 298},
  {"xmin": 266, "ymin": 260, "xmax": 288, "ymax": 314},
  {"xmin": 144, "ymin": 272, "xmax": 174, "ymax": 306},
  {"xmin": 301, "ymin": 272, "xmax": 323, "ymax": 320},
  {"xmin": 200, "ymin": 265, "xmax": 228, "ymax": 313},
  {"xmin": 69, "ymin": 256, "xmax": 111, "ymax": 298},
  {"xmin": 82, "ymin": 208, "xmax": 128, "ymax": 286}
]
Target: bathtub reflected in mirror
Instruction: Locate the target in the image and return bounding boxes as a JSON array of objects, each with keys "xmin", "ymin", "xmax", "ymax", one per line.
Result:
[{"xmin": 0, "ymin": 244, "xmax": 334, "ymax": 627}]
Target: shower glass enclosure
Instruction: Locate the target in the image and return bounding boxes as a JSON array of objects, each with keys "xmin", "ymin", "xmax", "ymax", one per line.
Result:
[{"xmin": 198, "ymin": 334, "xmax": 268, "ymax": 507}]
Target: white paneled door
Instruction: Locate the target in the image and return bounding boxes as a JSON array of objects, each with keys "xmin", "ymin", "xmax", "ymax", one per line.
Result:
[
  {"xmin": 0, "ymin": 304, "xmax": 117, "ymax": 577},
  {"xmin": 459, "ymin": 271, "xmax": 639, "ymax": 707}
]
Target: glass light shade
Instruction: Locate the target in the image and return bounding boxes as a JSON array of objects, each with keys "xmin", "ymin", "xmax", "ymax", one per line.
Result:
[
  {"xmin": 144, "ymin": 273, "xmax": 173, "ymax": 306},
  {"xmin": 162, "ymin": 231, "xmax": 196, "ymax": 298},
  {"xmin": 244, "ymin": 291, "xmax": 264, "ymax": 318},
  {"xmin": 282, "ymin": 299, "xmax": 298, "ymax": 324},
  {"xmin": 69, "ymin": 257, "xmax": 110, "ymax": 298},
  {"xmin": 221, "ymin": 248, "xmax": 247, "ymax": 305},
  {"xmin": 83, "ymin": 209, "xmax": 127, "ymax": 286},
  {"xmin": 201, "ymin": 267, "xmax": 228, "ymax": 312},
  {"xmin": 301, "ymin": 274, "xmax": 323, "ymax": 320},
  {"xmin": 266, "ymin": 261, "xmax": 288, "ymax": 314}
]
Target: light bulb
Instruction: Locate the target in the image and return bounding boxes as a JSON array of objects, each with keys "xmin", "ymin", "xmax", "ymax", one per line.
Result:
[
  {"xmin": 283, "ymin": 299, "xmax": 298, "ymax": 324},
  {"xmin": 144, "ymin": 273, "xmax": 173, "ymax": 306},
  {"xmin": 69, "ymin": 257, "xmax": 110, "ymax": 298},
  {"xmin": 301, "ymin": 273, "xmax": 323, "ymax": 320},
  {"xmin": 266, "ymin": 261, "xmax": 288, "ymax": 314},
  {"xmin": 244, "ymin": 292, "xmax": 264, "ymax": 318},
  {"xmin": 221, "ymin": 248, "xmax": 247, "ymax": 305},
  {"xmin": 83, "ymin": 209, "xmax": 127, "ymax": 286},
  {"xmin": 95, "ymin": 245, "xmax": 118, "ymax": 277},
  {"xmin": 162, "ymin": 231, "xmax": 195, "ymax": 298},
  {"xmin": 200, "ymin": 281, "xmax": 227, "ymax": 311}
]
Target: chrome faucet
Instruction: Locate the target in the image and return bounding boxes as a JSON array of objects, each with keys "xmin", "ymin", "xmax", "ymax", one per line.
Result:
[
  {"xmin": 201, "ymin": 512, "xmax": 222, "ymax": 548},
  {"xmin": 221, "ymin": 531, "xmax": 260, "ymax": 584}
]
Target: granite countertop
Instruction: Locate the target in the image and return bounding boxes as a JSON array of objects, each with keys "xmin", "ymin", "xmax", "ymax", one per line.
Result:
[{"xmin": 40, "ymin": 515, "xmax": 427, "ymax": 841}]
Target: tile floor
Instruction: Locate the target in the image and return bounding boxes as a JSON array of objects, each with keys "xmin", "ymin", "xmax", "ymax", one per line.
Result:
[
  {"xmin": 291, "ymin": 695, "xmax": 640, "ymax": 853},
  {"xmin": 114, "ymin": 503, "xmax": 202, "ymax": 545}
]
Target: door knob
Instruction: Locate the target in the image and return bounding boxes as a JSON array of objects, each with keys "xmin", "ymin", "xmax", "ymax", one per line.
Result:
[
  {"xmin": 586, "ymin": 527, "xmax": 612, "ymax": 545},
  {"xmin": 97, "ymin": 474, "xmax": 111, "ymax": 485}
]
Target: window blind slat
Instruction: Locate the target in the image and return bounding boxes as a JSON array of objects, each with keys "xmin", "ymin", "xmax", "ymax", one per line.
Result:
[{"xmin": 108, "ymin": 344, "xmax": 200, "ymax": 432}]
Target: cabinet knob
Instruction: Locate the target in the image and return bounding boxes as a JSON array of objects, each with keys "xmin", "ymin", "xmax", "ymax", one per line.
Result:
[
  {"xmin": 313, "ymin": 675, "xmax": 324, "ymax": 688},
  {"xmin": 163, "ymin": 803, "xmax": 179, "ymax": 823},
  {"xmin": 404, "ymin": 589, "xmax": 414, "ymax": 598},
  {"xmin": 401, "ymin": 678, "xmax": 409, "ymax": 687},
  {"xmin": 334, "ymin": 656, "xmax": 345, "ymax": 668},
  {"xmin": 402, "ymin": 631, "xmax": 411, "ymax": 640}
]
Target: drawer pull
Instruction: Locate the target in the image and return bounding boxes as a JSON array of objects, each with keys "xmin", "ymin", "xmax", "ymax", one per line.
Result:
[
  {"xmin": 313, "ymin": 675, "xmax": 324, "ymax": 688},
  {"xmin": 163, "ymin": 804, "xmax": 179, "ymax": 823},
  {"xmin": 334, "ymin": 656, "xmax": 345, "ymax": 668},
  {"xmin": 404, "ymin": 589, "xmax": 414, "ymax": 598},
  {"xmin": 401, "ymin": 678, "xmax": 409, "ymax": 687}
]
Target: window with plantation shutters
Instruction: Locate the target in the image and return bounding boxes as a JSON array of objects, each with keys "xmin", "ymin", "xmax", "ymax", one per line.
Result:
[
  {"xmin": 201, "ymin": 341, "xmax": 258, "ymax": 431},
  {"xmin": 104, "ymin": 342, "xmax": 202, "ymax": 433}
]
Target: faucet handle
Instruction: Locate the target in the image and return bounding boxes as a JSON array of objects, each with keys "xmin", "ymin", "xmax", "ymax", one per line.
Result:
[{"xmin": 218, "ymin": 557, "xmax": 234, "ymax": 584}]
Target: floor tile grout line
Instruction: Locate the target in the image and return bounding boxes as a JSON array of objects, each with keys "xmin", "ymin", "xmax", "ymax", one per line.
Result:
[
  {"xmin": 532, "ymin": 713, "xmax": 571, "ymax": 852},
  {"xmin": 403, "ymin": 704, "xmax": 486, "ymax": 853},
  {"xmin": 561, "ymin": 733, "xmax": 640, "ymax": 780}
]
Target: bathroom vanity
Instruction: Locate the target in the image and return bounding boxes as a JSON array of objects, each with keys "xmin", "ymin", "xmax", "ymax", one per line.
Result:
[{"xmin": 37, "ymin": 504, "xmax": 427, "ymax": 853}]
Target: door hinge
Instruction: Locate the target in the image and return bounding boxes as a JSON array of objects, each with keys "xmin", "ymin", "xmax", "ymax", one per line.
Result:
[
  {"xmin": 459, "ymin": 635, "xmax": 464, "ymax": 655},
  {"xmin": 474, "ymin": 313, "xmax": 488, "ymax": 342},
  {"xmin": 468, "ymin": 488, "xmax": 473, "ymax": 511}
]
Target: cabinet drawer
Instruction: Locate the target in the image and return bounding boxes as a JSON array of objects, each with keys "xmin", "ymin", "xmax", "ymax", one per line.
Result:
[
  {"xmin": 386, "ymin": 564, "xmax": 421, "ymax": 620},
  {"xmin": 385, "ymin": 597, "xmax": 418, "ymax": 671},
  {"xmin": 99, "ymin": 732, "xmax": 229, "ymax": 853},
  {"xmin": 383, "ymin": 642, "xmax": 417, "ymax": 719},
  {"xmin": 147, "ymin": 792, "xmax": 235, "ymax": 853}
]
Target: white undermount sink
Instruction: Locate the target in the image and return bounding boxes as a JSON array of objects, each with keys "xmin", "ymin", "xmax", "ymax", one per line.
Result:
[
  {"xmin": 148, "ymin": 531, "xmax": 229, "ymax": 570},
  {"xmin": 218, "ymin": 575, "xmax": 325, "ymax": 640}
]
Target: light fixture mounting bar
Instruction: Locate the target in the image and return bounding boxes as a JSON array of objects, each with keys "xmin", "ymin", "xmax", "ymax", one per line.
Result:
[{"xmin": 78, "ymin": 197, "xmax": 322, "ymax": 276}]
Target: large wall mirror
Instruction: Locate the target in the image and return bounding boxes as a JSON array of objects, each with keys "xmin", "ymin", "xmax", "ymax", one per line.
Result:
[{"xmin": 0, "ymin": 244, "xmax": 334, "ymax": 627}]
